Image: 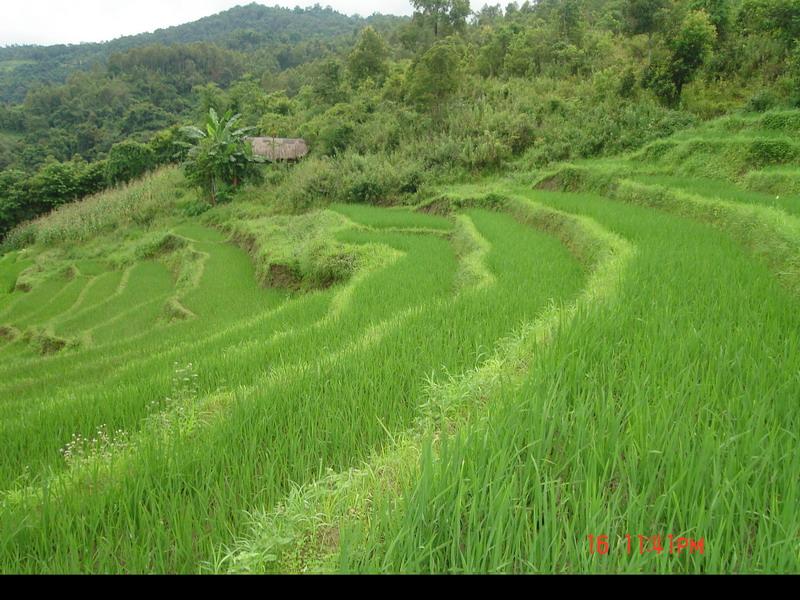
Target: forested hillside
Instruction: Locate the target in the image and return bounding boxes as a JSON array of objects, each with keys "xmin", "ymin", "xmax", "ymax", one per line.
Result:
[
  {"xmin": 0, "ymin": 3, "xmax": 402, "ymax": 103},
  {"xmin": 2, "ymin": 1, "xmax": 799, "ymax": 243}
]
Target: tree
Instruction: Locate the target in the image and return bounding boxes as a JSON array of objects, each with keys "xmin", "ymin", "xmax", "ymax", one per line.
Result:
[
  {"xmin": 408, "ymin": 39, "xmax": 463, "ymax": 114},
  {"xmin": 690, "ymin": 0, "xmax": 731, "ymax": 39},
  {"xmin": 182, "ymin": 108, "xmax": 261, "ymax": 204},
  {"xmin": 348, "ymin": 27, "xmax": 390, "ymax": 85},
  {"xmin": 556, "ymin": 0, "xmax": 584, "ymax": 44},
  {"xmin": 738, "ymin": 0, "xmax": 800, "ymax": 48},
  {"xmin": 106, "ymin": 141, "xmax": 156, "ymax": 185},
  {"xmin": 623, "ymin": 0, "xmax": 669, "ymax": 60},
  {"xmin": 313, "ymin": 58, "xmax": 347, "ymax": 105},
  {"xmin": 623, "ymin": 0, "xmax": 669, "ymax": 36},
  {"xmin": 475, "ymin": 4, "xmax": 503, "ymax": 27},
  {"xmin": 411, "ymin": 0, "xmax": 472, "ymax": 38},
  {"xmin": 0, "ymin": 169, "xmax": 28, "ymax": 237},
  {"xmin": 670, "ymin": 10, "xmax": 717, "ymax": 94},
  {"xmin": 30, "ymin": 160, "xmax": 82, "ymax": 209},
  {"xmin": 644, "ymin": 10, "xmax": 717, "ymax": 106},
  {"xmin": 478, "ymin": 26, "xmax": 513, "ymax": 77}
]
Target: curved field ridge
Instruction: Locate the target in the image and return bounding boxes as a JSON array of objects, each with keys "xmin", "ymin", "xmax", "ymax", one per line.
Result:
[
  {"xmin": 0, "ymin": 204, "xmax": 586, "ymax": 573},
  {"xmin": 221, "ymin": 195, "xmax": 633, "ymax": 573},
  {"xmin": 331, "ymin": 178, "xmax": 800, "ymax": 573},
  {"xmin": 2, "ymin": 110, "xmax": 799, "ymax": 574},
  {"xmin": 535, "ymin": 166, "xmax": 800, "ymax": 296}
]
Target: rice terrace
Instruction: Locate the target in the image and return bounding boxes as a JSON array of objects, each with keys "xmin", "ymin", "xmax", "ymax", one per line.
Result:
[{"xmin": 0, "ymin": 0, "xmax": 799, "ymax": 575}]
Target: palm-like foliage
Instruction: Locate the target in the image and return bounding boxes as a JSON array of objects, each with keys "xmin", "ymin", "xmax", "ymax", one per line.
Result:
[{"xmin": 182, "ymin": 108, "xmax": 261, "ymax": 204}]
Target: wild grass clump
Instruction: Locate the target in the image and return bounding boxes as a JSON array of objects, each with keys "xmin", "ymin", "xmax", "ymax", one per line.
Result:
[
  {"xmin": 5, "ymin": 168, "xmax": 187, "ymax": 248},
  {"xmin": 743, "ymin": 167, "xmax": 800, "ymax": 196},
  {"xmin": 227, "ymin": 209, "xmax": 360, "ymax": 291},
  {"xmin": 760, "ymin": 110, "xmax": 800, "ymax": 133},
  {"xmin": 746, "ymin": 139, "xmax": 800, "ymax": 169},
  {"xmin": 0, "ymin": 224, "xmax": 36, "ymax": 254},
  {"xmin": 134, "ymin": 232, "xmax": 188, "ymax": 260},
  {"xmin": 267, "ymin": 153, "xmax": 425, "ymax": 210}
]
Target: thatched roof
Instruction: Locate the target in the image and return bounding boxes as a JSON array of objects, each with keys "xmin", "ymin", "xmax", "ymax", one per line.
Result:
[{"xmin": 250, "ymin": 137, "xmax": 309, "ymax": 161}]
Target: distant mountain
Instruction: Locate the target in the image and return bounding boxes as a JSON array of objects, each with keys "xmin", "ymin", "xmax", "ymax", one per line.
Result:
[{"xmin": 0, "ymin": 3, "xmax": 406, "ymax": 103}]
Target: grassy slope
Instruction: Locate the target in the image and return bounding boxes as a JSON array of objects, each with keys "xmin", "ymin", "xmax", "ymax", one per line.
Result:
[
  {"xmin": 1, "ymin": 110, "xmax": 799, "ymax": 573},
  {"xmin": 340, "ymin": 185, "xmax": 800, "ymax": 573},
  {"xmin": 227, "ymin": 110, "xmax": 800, "ymax": 574},
  {"xmin": 0, "ymin": 188, "xmax": 585, "ymax": 572}
]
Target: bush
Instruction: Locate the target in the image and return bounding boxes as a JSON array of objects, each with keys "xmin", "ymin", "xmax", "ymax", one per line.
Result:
[
  {"xmin": 106, "ymin": 141, "xmax": 156, "ymax": 185},
  {"xmin": 318, "ymin": 122, "xmax": 356, "ymax": 156},
  {"xmin": 181, "ymin": 197, "xmax": 213, "ymax": 217},
  {"xmin": 747, "ymin": 139, "xmax": 798, "ymax": 168},
  {"xmin": 761, "ymin": 111, "xmax": 800, "ymax": 132},
  {"xmin": 460, "ymin": 130, "xmax": 513, "ymax": 171},
  {"xmin": 1, "ymin": 222, "xmax": 36, "ymax": 252},
  {"xmin": 745, "ymin": 90, "xmax": 779, "ymax": 113},
  {"xmin": 29, "ymin": 160, "xmax": 83, "ymax": 209}
]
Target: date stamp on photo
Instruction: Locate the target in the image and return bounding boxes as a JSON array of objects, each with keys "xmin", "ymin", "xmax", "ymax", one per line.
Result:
[{"xmin": 588, "ymin": 534, "xmax": 705, "ymax": 556}]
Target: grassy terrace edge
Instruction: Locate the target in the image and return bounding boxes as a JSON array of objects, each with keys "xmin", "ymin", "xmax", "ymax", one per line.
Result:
[
  {"xmin": 534, "ymin": 165, "xmax": 800, "ymax": 297},
  {"xmin": 218, "ymin": 193, "xmax": 634, "ymax": 573}
]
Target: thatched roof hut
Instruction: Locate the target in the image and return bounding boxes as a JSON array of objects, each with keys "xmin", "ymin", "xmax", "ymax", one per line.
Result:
[{"xmin": 250, "ymin": 137, "xmax": 309, "ymax": 162}]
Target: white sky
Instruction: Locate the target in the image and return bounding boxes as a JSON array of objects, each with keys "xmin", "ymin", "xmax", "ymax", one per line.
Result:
[{"xmin": 0, "ymin": 1, "xmax": 415, "ymax": 46}]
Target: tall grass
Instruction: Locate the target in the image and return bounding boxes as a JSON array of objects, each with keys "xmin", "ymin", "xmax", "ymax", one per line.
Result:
[
  {"xmin": 2, "ymin": 110, "xmax": 799, "ymax": 574},
  {"xmin": 0, "ymin": 201, "xmax": 584, "ymax": 572},
  {"xmin": 340, "ymin": 186, "xmax": 800, "ymax": 574}
]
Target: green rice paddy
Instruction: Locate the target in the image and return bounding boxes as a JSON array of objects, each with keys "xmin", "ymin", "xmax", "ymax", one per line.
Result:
[{"xmin": 1, "ymin": 110, "xmax": 799, "ymax": 573}]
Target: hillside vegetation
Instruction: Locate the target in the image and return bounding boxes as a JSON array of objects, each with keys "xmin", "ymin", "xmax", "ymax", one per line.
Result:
[
  {"xmin": 1, "ymin": 0, "xmax": 799, "ymax": 575},
  {"xmin": 3, "ymin": 0, "xmax": 799, "ymax": 239},
  {"xmin": 0, "ymin": 4, "xmax": 399, "ymax": 103}
]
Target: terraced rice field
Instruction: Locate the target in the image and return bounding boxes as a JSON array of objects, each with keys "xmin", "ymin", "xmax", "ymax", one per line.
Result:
[{"xmin": 1, "ymin": 111, "xmax": 799, "ymax": 573}]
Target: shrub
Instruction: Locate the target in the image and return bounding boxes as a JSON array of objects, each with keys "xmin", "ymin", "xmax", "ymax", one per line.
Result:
[
  {"xmin": 747, "ymin": 139, "xmax": 798, "ymax": 167},
  {"xmin": 745, "ymin": 90, "xmax": 779, "ymax": 113},
  {"xmin": 106, "ymin": 141, "xmax": 156, "ymax": 185},
  {"xmin": 318, "ymin": 122, "xmax": 355, "ymax": 156},
  {"xmin": 460, "ymin": 130, "xmax": 513, "ymax": 171},
  {"xmin": 761, "ymin": 111, "xmax": 800, "ymax": 132},
  {"xmin": 181, "ymin": 197, "xmax": 213, "ymax": 217},
  {"xmin": 182, "ymin": 109, "xmax": 261, "ymax": 204}
]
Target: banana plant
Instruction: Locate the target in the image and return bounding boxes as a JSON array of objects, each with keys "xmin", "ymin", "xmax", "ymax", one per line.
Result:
[{"xmin": 181, "ymin": 108, "xmax": 262, "ymax": 204}]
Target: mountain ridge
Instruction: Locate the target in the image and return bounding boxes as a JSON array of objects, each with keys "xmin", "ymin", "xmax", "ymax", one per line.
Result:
[{"xmin": 0, "ymin": 3, "xmax": 407, "ymax": 102}]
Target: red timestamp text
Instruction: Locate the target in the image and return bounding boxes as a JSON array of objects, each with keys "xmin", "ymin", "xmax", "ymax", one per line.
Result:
[{"xmin": 588, "ymin": 534, "xmax": 705, "ymax": 556}]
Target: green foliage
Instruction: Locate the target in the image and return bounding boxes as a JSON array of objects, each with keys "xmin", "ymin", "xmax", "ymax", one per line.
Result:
[
  {"xmin": 0, "ymin": 4, "xmax": 382, "ymax": 103},
  {"xmin": 182, "ymin": 108, "xmax": 261, "ymax": 204},
  {"xmin": 312, "ymin": 58, "xmax": 348, "ymax": 106},
  {"xmin": 645, "ymin": 9, "xmax": 717, "ymax": 106},
  {"xmin": 738, "ymin": 0, "xmax": 800, "ymax": 47},
  {"xmin": 408, "ymin": 39, "xmax": 463, "ymax": 111},
  {"xmin": 746, "ymin": 89, "xmax": 781, "ymax": 112},
  {"xmin": 691, "ymin": 0, "xmax": 732, "ymax": 38},
  {"xmin": 348, "ymin": 28, "xmax": 390, "ymax": 85},
  {"xmin": 623, "ymin": 0, "xmax": 669, "ymax": 36},
  {"xmin": 410, "ymin": 0, "xmax": 472, "ymax": 40},
  {"xmin": 746, "ymin": 138, "xmax": 799, "ymax": 167},
  {"xmin": 318, "ymin": 121, "xmax": 356, "ymax": 157},
  {"xmin": 106, "ymin": 141, "xmax": 156, "ymax": 186}
]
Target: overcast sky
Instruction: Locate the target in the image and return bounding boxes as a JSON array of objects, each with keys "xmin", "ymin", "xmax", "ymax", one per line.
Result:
[{"xmin": 0, "ymin": 1, "xmax": 415, "ymax": 46}]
